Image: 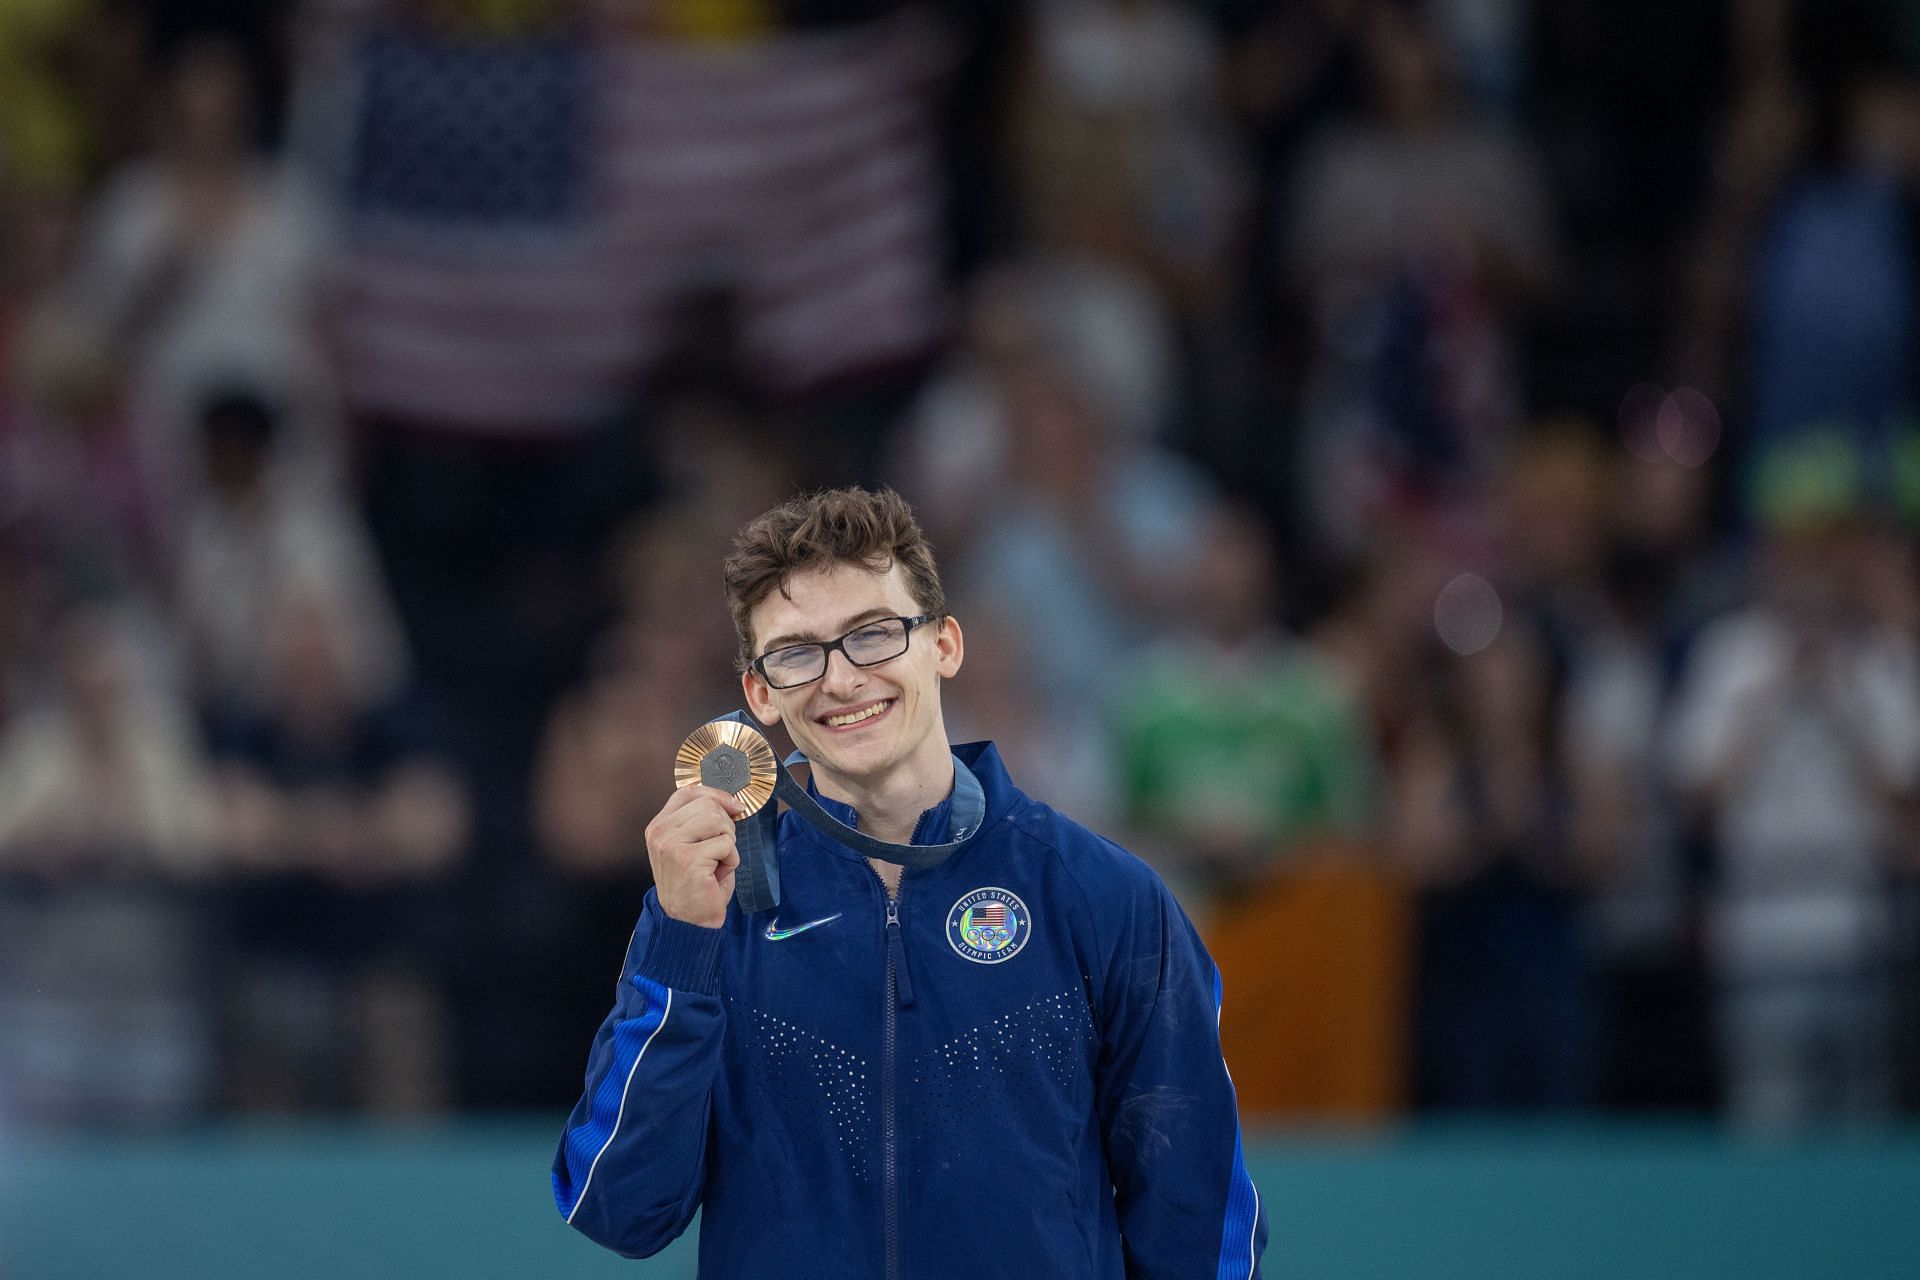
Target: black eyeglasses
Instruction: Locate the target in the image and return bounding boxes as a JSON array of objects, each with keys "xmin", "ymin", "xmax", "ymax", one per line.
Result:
[{"xmin": 750, "ymin": 614, "xmax": 941, "ymax": 689}]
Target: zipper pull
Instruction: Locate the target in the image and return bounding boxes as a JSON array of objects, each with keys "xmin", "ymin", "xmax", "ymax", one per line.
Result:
[{"xmin": 885, "ymin": 898, "xmax": 915, "ymax": 1008}]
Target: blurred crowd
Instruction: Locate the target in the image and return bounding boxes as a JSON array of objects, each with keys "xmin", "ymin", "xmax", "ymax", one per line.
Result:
[{"xmin": 2, "ymin": 0, "xmax": 1919, "ymax": 1136}]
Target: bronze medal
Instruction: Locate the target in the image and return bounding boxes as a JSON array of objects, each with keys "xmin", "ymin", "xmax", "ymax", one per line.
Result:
[{"xmin": 674, "ymin": 719, "xmax": 778, "ymax": 818}]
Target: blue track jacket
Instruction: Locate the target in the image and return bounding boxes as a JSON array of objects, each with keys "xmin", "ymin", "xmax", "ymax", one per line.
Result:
[{"xmin": 553, "ymin": 742, "xmax": 1267, "ymax": 1278}]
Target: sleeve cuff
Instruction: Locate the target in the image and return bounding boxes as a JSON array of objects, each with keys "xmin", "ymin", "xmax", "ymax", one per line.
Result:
[{"xmin": 637, "ymin": 906, "xmax": 726, "ymax": 997}]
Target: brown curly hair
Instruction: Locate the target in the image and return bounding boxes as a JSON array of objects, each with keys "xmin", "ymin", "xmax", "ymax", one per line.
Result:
[{"xmin": 723, "ymin": 487, "xmax": 946, "ymax": 671}]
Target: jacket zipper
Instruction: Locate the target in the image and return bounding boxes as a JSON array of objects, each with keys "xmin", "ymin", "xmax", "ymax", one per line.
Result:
[{"xmin": 880, "ymin": 874, "xmax": 913, "ymax": 1280}]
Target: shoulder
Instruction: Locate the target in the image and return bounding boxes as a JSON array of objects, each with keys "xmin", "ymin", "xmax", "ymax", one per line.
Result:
[{"xmin": 997, "ymin": 799, "xmax": 1171, "ymax": 917}]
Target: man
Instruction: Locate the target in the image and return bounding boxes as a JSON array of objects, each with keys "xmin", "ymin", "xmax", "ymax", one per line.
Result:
[
  {"xmin": 552, "ymin": 487, "xmax": 1267, "ymax": 1277},
  {"xmin": 1669, "ymin": 504, "xmax": 1920, "ymax": 1129}
]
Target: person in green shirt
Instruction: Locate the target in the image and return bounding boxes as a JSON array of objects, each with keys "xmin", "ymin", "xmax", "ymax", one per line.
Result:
[{"xmin": 1112, "ymin": 506, "xmax": 1377, "ymax": 907}]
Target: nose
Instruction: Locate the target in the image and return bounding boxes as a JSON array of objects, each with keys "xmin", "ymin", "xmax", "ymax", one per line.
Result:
[{"xmin": 819, "ymin": 646, "xmax": 866, "ymax": 697}]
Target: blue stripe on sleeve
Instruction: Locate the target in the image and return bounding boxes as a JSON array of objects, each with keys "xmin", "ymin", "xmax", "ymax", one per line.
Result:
[
  {"xmin": 555, "ymin": 975, "xmax": 673, "ymax": 1222},
  {"xmin": 1212, "ymin": 967, "xmax": 1263, "ymax": 1280}
]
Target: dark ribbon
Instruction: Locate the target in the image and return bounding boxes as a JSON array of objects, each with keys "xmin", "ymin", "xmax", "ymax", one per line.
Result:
[{"xmin": 713, "ymin": 711, "xmax": 985, "ymax": 914}]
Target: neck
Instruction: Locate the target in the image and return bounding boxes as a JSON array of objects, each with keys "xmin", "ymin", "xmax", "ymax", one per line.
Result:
[{"xmin": 811, "ymin": 731, "xmax": 956, "ymax": 846}]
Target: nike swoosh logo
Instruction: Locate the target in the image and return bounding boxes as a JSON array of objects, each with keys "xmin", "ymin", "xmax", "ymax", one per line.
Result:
[{"xmin": 763, "ymin": 913, "xmax": 842, "ymax": 941}]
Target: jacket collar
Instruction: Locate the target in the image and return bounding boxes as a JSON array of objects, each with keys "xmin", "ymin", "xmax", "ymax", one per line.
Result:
[{"xmin": 795, "ymin": 741, "xmax": 1021, "ymax": 865}]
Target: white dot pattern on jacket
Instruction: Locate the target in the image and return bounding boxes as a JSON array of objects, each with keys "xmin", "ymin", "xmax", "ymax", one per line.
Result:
[
  {"xmin": 911, "ymin": 990, "xmax": 1097, "ymax": 1140},
  {"xmin": 733, "ymin": 1000, "xmax": 873, "ymax": 1180}
]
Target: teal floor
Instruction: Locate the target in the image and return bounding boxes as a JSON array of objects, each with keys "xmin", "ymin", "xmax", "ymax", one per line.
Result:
[{"xmin": 4, "ymin": 1118, "xmax": 1918, "ymax": 1278}]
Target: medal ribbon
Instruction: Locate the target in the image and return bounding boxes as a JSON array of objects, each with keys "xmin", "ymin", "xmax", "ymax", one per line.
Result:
[{"xmin": 713, "ymin": 711, "xmax": 985, "ymax": 913}]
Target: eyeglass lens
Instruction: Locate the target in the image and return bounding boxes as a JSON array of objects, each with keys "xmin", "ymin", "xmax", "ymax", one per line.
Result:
[{"xmin": 761, "ymin": 617, "xmax": 910, "ymax": 687}]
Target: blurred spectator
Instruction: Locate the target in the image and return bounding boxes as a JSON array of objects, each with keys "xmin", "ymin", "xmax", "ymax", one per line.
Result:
[
  {"xmin": 205, "ymin": 583, "xmax": 465, "ymax": 890},
  {"xmin": 1159, "ymin": 520, "xmax": 1411, "ymax": 1125},
  {"xmin": 0, "ymin": 602, "xmax": 209, "ymax": 871},
  {"xmin": 1562, "ymin": 530, "xmax": 1713, "ymax": 1111},
  {"xmin": 535, "ymin": 617, "xmax": 696, "ymax": 878},
  {"xmin": 1282, "ymin": 0, "xmax": 1556, "ymax": 557},
  {"xmin": 944, "ymin": 603, "xmax": 1118, "ymax": 837},
  {"xmin": 532, "ymin": 369, "xmax": 790, "ymax": 876},
  {"xmin": 1011, "ymin": 0, "xmax": 1248, "ymax": 314},
  {"xmin": 2, "ymin": 165, "xmax": 84, "ymax": 489},
  {"xmin": 1683, "ymin": 0, "xmax": 1920, "ymax": 516},
  {"xmin": 0, "ymin": 175, "xmax": 85, "ymax": 345},
  {"xmin": 1495, "ymin": 424, "xmax": 1613, "ymax": 620},
  {"xmin": 1111, "ymin": 505, "xmax": 1376, "ymax": 911},
  {"xmin": 893, "ymin": 269, "xmax": 1038, "ymax": 551},
  {"xmin": 1388, "ymin": 617, "xmax": 1595, "ymax": 1110},
  {"xmin": 59, "ymin": 34, "xmax": 333, "ymax": 516},
  {"xmin": 527, "ymin": 500, "xmax": 745, "ymax": 1109},
  {"xmin": 946, "ymin": 332, "xmax": 1218, "ymax": 710},
  {"xmin": 4, "ymin": 307, "xmax": 167, "ymax": 596},
  {"xmin": 1668, "ymin": 504, "xmax": 1920, "ymax": 1130},
  {"xmin": 1610, "ymin": 445, "xmax": 1746, "ymax": 643},
  {"xmin": 0, "ymin": 602, "xmax": 215, "ymax": 1126},
  {"xmin": 174, "ymin": 387, "xmax": 405, "ymax": 715},
  {"xmin": 1311, "ymin": 534, "xmax": 1449, "ymax": 756},
  {"xmin": 635, "ymin": 364, "xmax": 799, "ymax": 542},
  {"xmin": 1554, "ymin": 444, "xmax": 1738, "ymax": 1112},
  {"xmin": 896, "ymin": 262, "xmax": 1178, "ymax": 548},
  {"xmin": 205, "ymin": 585, "xmax": 467, "ymax": 1112},
  {"xmin": 1485, "ymin": 428, "xmax": 1726, "ymax": 1123},
  {"xmin": 535, "ymin": 510, "xmax": 742, "ymax": 876}
]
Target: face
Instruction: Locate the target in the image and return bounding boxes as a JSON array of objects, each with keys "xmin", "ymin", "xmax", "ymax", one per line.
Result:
[
  {"xmin": 168, "ymin": 40, "xmax": 252, "ymax": 154},
  {"xmin": 741, "ymin": 561, "xmax": 963, "ymax": 788},
  {"xmin": 1764, "ymin": 526, "xmax": 1850, "ymax": 630},
  {"xmin": 1187, "ymin": 510, "xmax": 1276, "ymax": 640}
]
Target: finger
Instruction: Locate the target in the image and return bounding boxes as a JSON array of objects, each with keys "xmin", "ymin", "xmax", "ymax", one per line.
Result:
[
  {"xmin": 659, "ymin": 795, "xmax": 739, "ymax": 844},
  {"xmin": 682, "ymin": 784, "xmax": 746, "ymax": 820},
  {"xmin": 674, "ymin": 832, "xmax": 740, "ymax": 871},
  {"xmin": 671, "ymin": 786, "xmax": 747, "ymax": 825},
  {"xmin": 648, "ymin": 786, "xmax": 709, "ymax": 839}
]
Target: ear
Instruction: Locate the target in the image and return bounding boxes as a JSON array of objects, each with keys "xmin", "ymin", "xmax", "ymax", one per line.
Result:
[
  {"xmin": 742, "ymin": 668, "xmax": 782, "ymax": 726},
  {"xmin": 934, "ymin": 614, "xmax": 964, "ymax": 679}
]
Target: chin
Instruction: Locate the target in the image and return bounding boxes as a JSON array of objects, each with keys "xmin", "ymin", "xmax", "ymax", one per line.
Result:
[
  {"xmin": 800, "ymin": 721, "xmax": 911, "ymax": 781},
  {"xmin": 804, "ymin": 738, "xmax": 898, "ymax": 782}
]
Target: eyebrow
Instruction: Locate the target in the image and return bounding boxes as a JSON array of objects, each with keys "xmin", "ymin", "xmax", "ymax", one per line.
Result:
[{"xmin": 759, "ymin": 607, "xmax": 898, "ymax": 655}]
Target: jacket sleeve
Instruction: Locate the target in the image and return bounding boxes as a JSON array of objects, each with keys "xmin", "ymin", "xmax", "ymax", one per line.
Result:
[
  {"xmin": 552, "ymin": 891, "xmax": 727, "ymax": 1257},
  {"xmin": 1090, "ymin": 853, "xmax": 1267, "ymax": 1279}
]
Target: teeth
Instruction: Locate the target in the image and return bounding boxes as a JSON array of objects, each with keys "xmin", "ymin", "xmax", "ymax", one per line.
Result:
[{"xmin": 825, "ymin": 701, "xmax": 890, "ymax": 727}]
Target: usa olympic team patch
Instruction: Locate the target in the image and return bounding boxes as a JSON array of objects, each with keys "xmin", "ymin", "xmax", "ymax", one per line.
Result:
[{"xmin": 946, "ymin": 887, "xmax": 1030, "ymax": 965}]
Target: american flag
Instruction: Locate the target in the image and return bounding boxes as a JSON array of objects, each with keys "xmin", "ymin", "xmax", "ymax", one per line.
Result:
[
  {"xmin": 969, "ymin": 903, "xmax": 1007, "ymax": 932},
  {"xmin": 325, "ymin": 11, "xmax": 947, "ymax": 438},
  {"xmin": 330, "ymin": 24, "xmax": 638, "ymax": 435},
  {"xmin": 597, "ymin": 12, "xmax": 948, "ymax": 395}
]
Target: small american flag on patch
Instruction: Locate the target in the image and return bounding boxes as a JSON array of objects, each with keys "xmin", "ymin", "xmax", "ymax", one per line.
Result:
[{"xmin": 970, "ymin": 903, "xmax": 1007, "ymax": 930}]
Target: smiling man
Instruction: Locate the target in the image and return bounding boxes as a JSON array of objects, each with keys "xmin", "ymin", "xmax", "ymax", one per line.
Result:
[{"xmin": 552, "ymin": 487, "xmax": 1266, "ymax": 1279}]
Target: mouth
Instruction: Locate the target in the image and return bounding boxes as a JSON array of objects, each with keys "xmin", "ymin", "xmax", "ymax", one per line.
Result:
[{"xmin": 816, "ymin": 698, "xmax": 894, "ymax": 732}]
